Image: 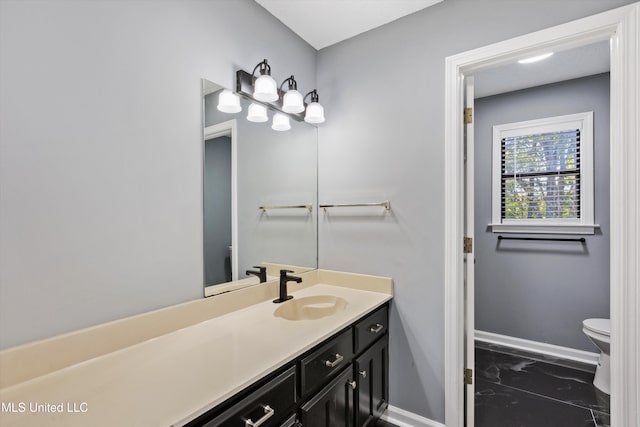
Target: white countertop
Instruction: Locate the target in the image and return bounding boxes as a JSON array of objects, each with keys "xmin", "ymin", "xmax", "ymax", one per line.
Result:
[{"xmin": 0, "ymin": 282, "xmax": 391, "ymax": 426}]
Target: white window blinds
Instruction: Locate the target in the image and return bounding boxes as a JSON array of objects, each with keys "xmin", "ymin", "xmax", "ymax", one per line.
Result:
[{"xmin": 501, "ymin": 129, "xmax": 580, "ymax": 220}]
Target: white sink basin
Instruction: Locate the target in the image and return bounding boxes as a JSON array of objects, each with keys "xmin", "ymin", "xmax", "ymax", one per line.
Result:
[{"xmin": 274, "ymin": 295, "xmax": 348, "ymax": 320}]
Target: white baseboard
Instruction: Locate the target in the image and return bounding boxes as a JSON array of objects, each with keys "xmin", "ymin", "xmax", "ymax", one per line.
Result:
[
  {"xmin": 382, "ymin": 405, "xmax": 445, "ymax": 427},
  {"xmin": 475, "ymin": 330, "xmax": 599, "ymax": 366}
]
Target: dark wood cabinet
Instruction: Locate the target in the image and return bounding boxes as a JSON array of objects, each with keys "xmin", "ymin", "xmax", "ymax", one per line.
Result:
[
  {"xmin": 299, "ymin": 329, "xmax": 353, "ymax": 398},
  {"xmin": 280, "ymin": 414, "xmax": 300, "ymax": 427},
  {"xmin": 184, "ymin": 302, "xmax": 389, "ymax": 427},
  {"xmin": 189, "ymin": 366, "xmax": 297, "ymax": 427},
  {"xmin": 299, "ymin": 367, "xmax": 355, "ymax": 427},
  {"xmin": 355, "ymin": 335, "xmax": 389, "ymax": 427}
]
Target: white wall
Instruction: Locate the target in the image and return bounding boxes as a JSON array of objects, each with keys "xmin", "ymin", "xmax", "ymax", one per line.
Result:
[
  {"xmin": 316, "ymin": 0, "xmax": 635, "ymax": 422},
  {"xmin": 0, "ymin": 0, "xmax": 316, "ymax": 349}
]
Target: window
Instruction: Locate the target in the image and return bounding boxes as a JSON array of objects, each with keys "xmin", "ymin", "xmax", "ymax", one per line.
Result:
[{"xmin": 491, "ymin": 112, "xmax": 596, "ymax": 234}]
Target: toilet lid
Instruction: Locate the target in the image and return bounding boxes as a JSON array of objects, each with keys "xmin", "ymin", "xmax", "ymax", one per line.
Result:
[{"xmin": 583, "ymin": 318, "xmax": 610, "ymax": 335}]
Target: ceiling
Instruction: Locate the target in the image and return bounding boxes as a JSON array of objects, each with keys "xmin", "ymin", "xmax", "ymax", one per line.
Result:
[
  {"xmin": 250, "ymin": 1, "xmax": 608, "ymax": 97},
  {"xmin": 474, "ymin": 40, "xmax": 610, "ymax": 98},
  {"xmin": 254, "ymin": 0, "xmax": 443, "ymax": 50}
]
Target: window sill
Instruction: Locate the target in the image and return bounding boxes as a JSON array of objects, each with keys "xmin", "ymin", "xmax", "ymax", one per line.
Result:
[{"xmin": 488, "ymin": 223, "xmax": 600, "ymax": 235}]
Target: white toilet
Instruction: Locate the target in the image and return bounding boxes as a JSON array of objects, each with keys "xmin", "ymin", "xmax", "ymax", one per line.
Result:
[{"xmin": 582, "ymin": 318, "xmax": 611, "ymax": 394}]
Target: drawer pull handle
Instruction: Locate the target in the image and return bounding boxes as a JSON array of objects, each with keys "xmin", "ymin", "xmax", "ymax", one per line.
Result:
[
  {"xmin": 324, "ymin": 353, "xmax": 344, "ymax": 368},
  {"xmin": 370, "ymin": 323, "xmax": 384, "ymax": 333},
  {"xmin": 347, "ymin": 380, "xmax": 357, "ymax": 390},
  {"xmin": 245, "ymin": 405, "xmax": 274, "ymax": 427},
  {"xmin": 359, "ymin": 370, "xmax": 367, "ymax": 378}
]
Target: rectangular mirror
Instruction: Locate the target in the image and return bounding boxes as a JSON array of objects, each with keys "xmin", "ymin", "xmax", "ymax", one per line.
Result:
[{"xmin": 202, "ymin": 79, "xmax": 318, "ymax": 297}]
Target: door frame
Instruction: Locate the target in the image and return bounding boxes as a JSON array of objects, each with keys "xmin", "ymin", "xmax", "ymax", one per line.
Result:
[
  {"xmin": 444, "ymin": 4, "xmax": 639, "ymax": 427},
  {"xmin": 463, "ymin": 75, "xmax": 475, "ymax": 426}
]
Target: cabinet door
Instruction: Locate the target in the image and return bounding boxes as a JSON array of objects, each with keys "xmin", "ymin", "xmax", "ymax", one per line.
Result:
[
  {"xmin": 355, "ymin": 335, "xmax": 389, "ymax": 427},
  {"xmin": 299, "ymin": 366, "xmax": 355, "ymax": 427},
  {"xmin": 279, "ymin": 414, "xmax": 300, "ymax": 427}
]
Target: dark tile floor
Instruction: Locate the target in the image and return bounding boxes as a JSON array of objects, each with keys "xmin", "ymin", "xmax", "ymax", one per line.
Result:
[{"xmin": 475, "ymin": 345, "xmax": 610, "ymax": 427}]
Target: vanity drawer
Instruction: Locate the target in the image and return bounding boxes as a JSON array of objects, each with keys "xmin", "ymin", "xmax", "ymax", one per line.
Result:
[
  {"xmin": 197, "ymin": 366, "xmax": 297, "ymax": 427},
  {"xmin": 354, "ymin": 305, "xmax": 388, "ymax": 353},
  {"xmin": 299, "ymin": 329, "xmax": 353, "ymax": 397}
]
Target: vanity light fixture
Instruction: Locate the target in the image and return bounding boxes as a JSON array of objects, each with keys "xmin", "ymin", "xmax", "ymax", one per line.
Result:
[
  {"xmin": 272, "ymin": 113, "xmax": 291, "ymax": 131},
  {"xmin": 518, "ymin": 52, "xmax": 554, "ymax": 64},
  {"xmin": 252, "ymin": 59, "xmax": 278, "ymax": 102},
  {"xmin": 280, "ymin": 75, "xmax": 305, "ymax": 113},
  {"xmin": 217, "ymin": 89, "xmax": 242, "ymax": 113},
  {"xmin": 233, "ymin": 59, "xmax": 326, "ymax": 128},
  {"xmin": 247, "ymin": 103, "xmax": 268, "ymax": 123},
  {"xmin": 303, "ymin": 90, "xmax": 325, "ymax": 124}
]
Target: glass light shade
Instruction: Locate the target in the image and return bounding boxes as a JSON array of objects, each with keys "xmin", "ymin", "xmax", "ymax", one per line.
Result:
[
  {"xmin": 247, "ymin": 103, "xmax": 268, "ymax": 122},
  {"xmin": 304, "ymin": 102, "xmax": 325, "ymax": 124},
  {"xmin": 271, "ymin": 113, "xmax": 291, "ymax": 131},
  {"xmin": 217, "ymin": 90, "xmax": 241, "ymax": 113},
  {"xmin": 282, "ymin": 89, "xmax": 304, "ymax": 113},
  {"xmin": 253, "ymin": 74, "xmax": 278, "ymax": 102}
]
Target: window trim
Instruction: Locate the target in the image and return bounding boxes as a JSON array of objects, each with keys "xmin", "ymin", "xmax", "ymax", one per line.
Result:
[{"xmin": 490, "ymin": 111, "xmax": 597, "ymax": 234}]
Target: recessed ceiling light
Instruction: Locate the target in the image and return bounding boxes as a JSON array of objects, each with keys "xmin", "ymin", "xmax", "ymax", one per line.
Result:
[{"xmin": 518, "ymin": 52, "xmax": 554, "ymax": 64}]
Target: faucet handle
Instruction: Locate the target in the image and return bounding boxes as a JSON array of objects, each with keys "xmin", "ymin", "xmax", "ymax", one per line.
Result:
[
  {"xmin": 280, "ymin": 269, "xmax": 295, "ymax": 276},
  {"xmin": 253, "ymin": 266, "xmax": 267, "ymax": 271}
]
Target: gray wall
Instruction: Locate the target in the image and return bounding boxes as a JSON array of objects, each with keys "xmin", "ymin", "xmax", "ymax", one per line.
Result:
[
  {"xmin": 0, "ymin": 0, "xmax": 316, "ymax": 349},
  {"xmin": 204, "ymin": 136, "xmax": 232, "ymax": 285},
  {"xmin": 316, "ymin": 1, "xmax": 633, "ymax": 422},
  {"xmin": 474, "ymin": 74, "xmax": 610, "ymax": 352},
  {"xmin": 236, "ymin": 117, "xmax": 318, "ymax": 273}
]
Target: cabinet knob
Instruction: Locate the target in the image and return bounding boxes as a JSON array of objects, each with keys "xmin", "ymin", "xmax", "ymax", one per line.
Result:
[
  {"xmin": 347, "ymin": 380, "xmax": 357, "ymax": 390},
  {"xmin": 359, "ymin": 370, "xmax": 367, "ymax": 378}
]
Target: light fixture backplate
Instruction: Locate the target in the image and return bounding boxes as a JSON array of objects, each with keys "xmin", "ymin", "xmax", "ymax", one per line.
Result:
[{"xmin": 236, "ymin": 70, "xmax": 305, "ymax": 122}]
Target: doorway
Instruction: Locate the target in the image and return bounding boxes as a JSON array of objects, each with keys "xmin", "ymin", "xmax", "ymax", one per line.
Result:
[
  {"xmin": 444, "ymin": 4, "xmax": 639, "ymax": 427},
  {"xmin": 204, "ymin": 134, "xmax": 233, "ymax": 285},
  {"xmin": 470, "ymin": 54, "xmax": 611, "ymax": 426},
  {"xmin": 203, "ymin": 119, "xmax": 239, "ymax": 297}
]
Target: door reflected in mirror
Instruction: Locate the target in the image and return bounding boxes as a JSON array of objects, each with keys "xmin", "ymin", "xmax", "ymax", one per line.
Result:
[
  {"xmin": 204, "ymin": 122, "xmax": 235, "ymax": 286},
  {"xmin": 202, "ymin": 79, "xmax": 318, "ymax": 297}
]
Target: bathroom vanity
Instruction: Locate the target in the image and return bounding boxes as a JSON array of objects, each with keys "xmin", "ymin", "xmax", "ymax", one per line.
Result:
[
  {"xmin": 0, "ymin": 270, "xmax": 392, "ymax": 427},
  {"xmin": 186, "ymin": 303, "xmax": 389, "ymax": 427}
]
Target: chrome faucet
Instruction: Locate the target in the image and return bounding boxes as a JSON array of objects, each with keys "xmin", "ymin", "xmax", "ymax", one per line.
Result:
[
  {"xmin": 273, "ymin": 269, "xmax": 302, "ymax": 303},
  {"xmin": 246, "ymin": 266, "xmax": 267, "ymax": 283}
]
